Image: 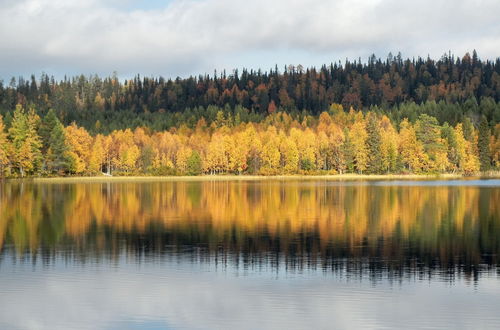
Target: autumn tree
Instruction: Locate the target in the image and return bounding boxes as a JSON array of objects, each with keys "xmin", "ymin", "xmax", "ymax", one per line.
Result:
[
  {"xmin": 88, "ymin": 134, "xmax": 107, "ymax": 174},
  {"xmin": 205, "ymin": 132, "xmax": 228, "ymax": 174},
  {"xmin": 350, "ymin": 118, "xmax": 368, "ymax": 174},
  {"xmin": 65, "ymin": 123, "xmax": 93, "ymax": 174},
  {"xmin": 176, "ymin": 146, "xmax": 192, "ymax": 174},
  {"xmin": 0, "ymin": 115, "xmax": 10, "ymax": 176},
  {"xmin": 280, "ymin": 135, "xmax": 299, "ymax": 174},
  {"xmin": 455, "ymin": 123, "xmax": 480, "ymax": 174},
  {"xmin": 399, "ymin": 119, "xmax": 426, "ymax": 173},
  {"xmin": 379, "ymin": 116, "xmax": 398, "ymax": 173},
  {"xmin": 327, "ymin": 124, "xmax": 346, "ymax": 174},
  {"xmin": 260, "ymin": 127, "xmax": 281, "ymax": 175}
]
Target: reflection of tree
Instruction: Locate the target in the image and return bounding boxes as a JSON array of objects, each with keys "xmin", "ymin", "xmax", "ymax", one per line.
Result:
[{"xmin": 0, "ymin": 181, "xmax": 499, "ymax": 278}]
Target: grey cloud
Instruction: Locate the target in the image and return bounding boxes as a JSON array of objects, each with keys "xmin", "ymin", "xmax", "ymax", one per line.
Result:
[{"xmin": 0, "ymin": 0, "xmax": 499, "ymax": 79}]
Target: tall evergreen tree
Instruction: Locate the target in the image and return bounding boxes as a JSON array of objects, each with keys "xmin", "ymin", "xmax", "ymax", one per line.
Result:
[
  {"xmin": 47, "ymin": 122, "xmax": 71, "ymax": 174},
  {"xmin": 441, "ymin": 123, "xmax": 459, "ymax": 171},
  {"xmin": 39, "ymin": 109, "xmax": 60, "ymax": 153},
  {"xmin": 478, "ymin": 116, "xmax": 491, "ymax": 171},
  {"xmin": 366, "ymin": 113, "xmax": 382, "ymax": 174},
  {"xmin": 342, "ymin": 128, "xmax": 355, "ymax": 173}
]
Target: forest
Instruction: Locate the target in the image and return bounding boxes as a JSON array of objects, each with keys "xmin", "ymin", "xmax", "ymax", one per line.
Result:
[
  {"xmin": 0, "ymin": 52, "xmax": 500, "ymax": 177},
  {"xmin": 0, "ymin": 103, "xmax": 499, "ymax": 177}
]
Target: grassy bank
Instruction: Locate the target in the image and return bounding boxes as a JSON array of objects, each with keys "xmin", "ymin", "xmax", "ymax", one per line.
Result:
[{"xmin": 5, "ymin": 172, "xmax": 500, "ymax": 184}]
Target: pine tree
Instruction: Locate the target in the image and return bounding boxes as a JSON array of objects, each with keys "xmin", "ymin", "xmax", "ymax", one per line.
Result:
[
  {"xmin": 442, "ymin": 123, "xmax": 459, "ymax": 172},
  {"xmin": 26, "ymin": 108, "xmax": 43, "ymax": 173},
  {"xmin": 342, "ymin": 128, "xmax": 355, "ymax": 173},
  {"xmin": 365, "ymin": 113, "xmax": 382, "ymax": 174},
  {"xmin": 47, "ymin": 122, "xmax": 70, "ymax": 174},
  {"xmin": 462, "ymin": 117, "xmax": 475, "ymax": 142},
  {"xmin": 415, "ymin": 114, "xmax": 444, "ymax": 171},
  {"xmin": 478, "ymin": 116, "xmax": 491, "ymax": 171},
  {"xmin": 39, "ymin": 109, "xmax": 59, "ymax": 153}
]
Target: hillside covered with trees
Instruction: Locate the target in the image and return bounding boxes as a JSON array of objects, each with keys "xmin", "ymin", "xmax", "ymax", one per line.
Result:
[
  {"xmin": 1, "ymin": 52, "xmax": 500, "ymax": 132},
  {"xmin": 0, "ymin": 52, "xmax": 500, "ymax": 177}
]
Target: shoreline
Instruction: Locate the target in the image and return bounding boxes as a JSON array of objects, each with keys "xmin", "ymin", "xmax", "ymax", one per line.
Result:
[{"xmin": 4, "ymin": 173, "xmax": 500, "ymax": 183}]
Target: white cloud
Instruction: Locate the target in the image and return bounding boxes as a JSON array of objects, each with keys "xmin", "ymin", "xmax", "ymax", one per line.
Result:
[{"xmin": 0, "ymin": 0, "xmax": 499, "ymax": 79}]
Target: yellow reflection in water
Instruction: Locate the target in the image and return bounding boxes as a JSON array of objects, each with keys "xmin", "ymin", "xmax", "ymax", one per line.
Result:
[{"xmin": 0, "ymin": 180, "xmax": 499, "ymax": 266}]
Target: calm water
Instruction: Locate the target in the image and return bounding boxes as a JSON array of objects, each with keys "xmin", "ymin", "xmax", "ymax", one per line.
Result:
[{"xmin": 0, "ymin": 179, "xmax": 499, "ymax": 329}]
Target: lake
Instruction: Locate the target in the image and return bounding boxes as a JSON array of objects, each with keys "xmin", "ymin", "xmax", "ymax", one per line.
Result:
[{"xmin": 0, "ymin": 179, "xmax": 499, "ymax": 329}]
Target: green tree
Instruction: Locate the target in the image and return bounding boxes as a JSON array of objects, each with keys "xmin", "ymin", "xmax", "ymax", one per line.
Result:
[
  {"xmin": 478, "ymin": 116, "xmax": 491, "ymax": 171},
  {"xmin": 441, "ymin": 123, "xmax": 459, "ymax": 172},
  {"xmin": 186, "ymin": 150, "xmax": 202, "ymax": 175},
  {"xmin": 46, "ymin": 122, "xmax": 71, "ymax": 174},
  {"xmin": 39, "ymin": 109, "xmax": 60, "ymax": 153},
  {"xmin": 462, "ymin": 117, "xmax": 475, "ymax": 142},
  {"xmin": 8, "ymin": 105, "xmax": 42, "ymax": 176},
  {"xmin": 415, "ymin": 114, "xmax": 444, "ymax": 170},
  {"xmin": 342, "ymin": 128, "xmax": 355, "ymax": 173},
  {"xmin": 365, "ymin": 113, "xmax": 382, "ymax": 173}
]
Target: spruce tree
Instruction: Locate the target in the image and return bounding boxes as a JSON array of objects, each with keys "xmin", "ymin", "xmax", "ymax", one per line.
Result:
[
  {"xmin": 366, "ymin": 113, "xmax": 382, "ymax": 174},
  {"xmin": 39, "ymin": 109, "xmax": 60, "ymax": 153},
  {"xmin": 47, "ymin": 122, "xmax": 70, "ymax": 174},
  {"xmin": 478, "ymin": 116, "xmax": 491, "ymax": 171},
  {"xmin": 462, "ymin": 117, "xmax": 475, "ymax": 142},
  {"xmin": 342, "ymin": 128, "xmax": 355, "ymax": 173}
]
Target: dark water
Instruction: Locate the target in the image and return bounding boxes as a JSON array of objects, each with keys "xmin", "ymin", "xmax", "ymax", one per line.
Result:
[{"xmin": 0, "ymin": 179, "xmax": 499, "ymax": 329}]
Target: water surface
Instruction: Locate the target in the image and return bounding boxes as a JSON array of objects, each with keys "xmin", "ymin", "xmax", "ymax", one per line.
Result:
[{"xmin": 0, "ymin": 179, "xmax": 499, "ymax": 329}]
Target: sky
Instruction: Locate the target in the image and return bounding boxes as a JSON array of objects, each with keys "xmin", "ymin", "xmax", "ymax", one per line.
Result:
[{"xmin": 1, "ymin": 0, "xmax": 500, "ymax": 81}]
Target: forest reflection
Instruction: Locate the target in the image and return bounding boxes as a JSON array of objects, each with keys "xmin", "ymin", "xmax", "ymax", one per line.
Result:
[{"xmin": 0, "ymin": 180, "xmax": 499, "ymax": 279}]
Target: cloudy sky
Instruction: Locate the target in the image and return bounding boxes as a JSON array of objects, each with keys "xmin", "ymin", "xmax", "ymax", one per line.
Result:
[{"xmin": 1, "ymin": 0, "xmax": 500, "ymax": 80}]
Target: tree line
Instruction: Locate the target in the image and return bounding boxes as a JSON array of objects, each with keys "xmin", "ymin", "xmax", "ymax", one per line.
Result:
[
  {"xmin": 1, "ymin": 52, "xmax": 500, "ymax": 133},
  {"xmin": 0, "ymin": 103, "xmax": 499, "ymax": 177}
]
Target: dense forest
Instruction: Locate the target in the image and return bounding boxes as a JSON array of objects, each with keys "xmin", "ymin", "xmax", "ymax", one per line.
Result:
[
  {"xmin": 0, "ymin": 104, "xmax": 498, "ymax": 177},
  {"xmin": 0, "ymin": 52, "xmax": 500, "ymax": 177},
  {"xmin": 1, "ymin": 51, "xmax": 500, "ymax": 132}
]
